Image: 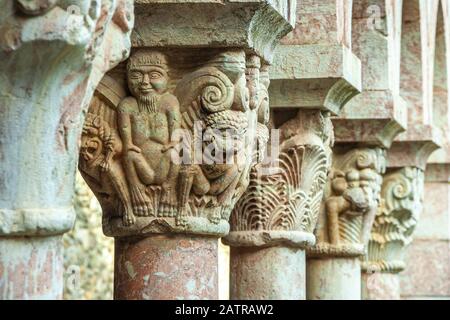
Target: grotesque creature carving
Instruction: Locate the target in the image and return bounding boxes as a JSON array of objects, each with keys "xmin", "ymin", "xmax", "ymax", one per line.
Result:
[
  {"xmin": 79, "ymin": 49, "xmax": 263, "ymax": 236},
  {"xmin": 312, "ymin": 148, "xmax": 386, "ymax": 255}
]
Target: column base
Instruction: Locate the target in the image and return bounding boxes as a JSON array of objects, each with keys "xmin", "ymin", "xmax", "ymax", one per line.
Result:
[
  {"xmin": 114, "ymin": 234, "xmax": 218, "ymax": 300},
  {"xmin": 230, "ymin": 246, "xmax": 305, "ymax": 300},
  {"xmin": 306, "ymin": 257, "xmax": 361, "ymax": 300},
  {"xmin": 0, "ymin": 235, "xmax": 64, "ymax": 300}
]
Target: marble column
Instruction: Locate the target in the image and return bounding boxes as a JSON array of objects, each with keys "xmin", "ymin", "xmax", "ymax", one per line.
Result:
[
  {"xmin": 0, "ymin": 0, "xmax": 133, "ymax": 299},
  {"xmin": 306, "ymin": 0, "xmax": 407, "ymax": 300},
  {"xmin": 361, "ymin": 0, "xmax": 442, "ymax": 300},
  {"xmin": 78, "ymin": 0, "xmax": 296, "ymax": 300},
  {"xmin": 224, "ymin": 0, "xmax": 362, "ymax": 300}
]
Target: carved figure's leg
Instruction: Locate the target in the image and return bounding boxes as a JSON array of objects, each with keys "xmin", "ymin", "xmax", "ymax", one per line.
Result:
[
  {"xmin": 108, "ymin": 162, "xmax": 136, "ymax": 226},
  {"xmin": 326, "ymin": 199, "xmax": 342, "ymax": 245},
  {"xmin": 124, "ymin": 152, "xmax": 153, "ymax": 216}
]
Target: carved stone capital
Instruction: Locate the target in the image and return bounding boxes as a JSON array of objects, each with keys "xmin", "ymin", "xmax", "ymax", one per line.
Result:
[
  {"xmin": 362, "ymin": 167, "xmax": 425, "ymax": 274},
  {"xmin": 0, "ymin": 0, "xmax": 134, "ymax": 237},
  {"xmin": 80, "ymin": 50, "xmax": 272, "ymax": 238},
  {"xmin": 223, "ymin": 110, "xmax": 333, "ymax": 249},
  {"xmin": 308, "ymin": 147, "xmax": 386, "ymax": 258}
]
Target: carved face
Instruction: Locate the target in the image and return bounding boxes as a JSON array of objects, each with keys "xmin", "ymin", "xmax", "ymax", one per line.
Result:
[
  {"xmin": 127, "ymin": 65, "xmax": 168, "ymax": 98},
  {"xmin": 80, "ymin": 134, "xmax": 103, "ymax": 164}
]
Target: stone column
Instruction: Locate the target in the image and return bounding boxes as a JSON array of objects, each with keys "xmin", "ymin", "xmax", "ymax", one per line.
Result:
[
  {"xmin": 224, "ymin": 0, "xmax": 362, "ymax": 300},
  {"xmin": 306, "ymin": 0, "xmax": 407, "ymax": 300},
  {"xmin": 361, "ymin": 0, "xmax": 442, "ymax": 300},
  {"xmin": 79, "ymin": 0, "xmax": 296, "ymax": 300},
  {"xmin": 0, "ymin": 0, "xmax": 133, "ymax": 300}
]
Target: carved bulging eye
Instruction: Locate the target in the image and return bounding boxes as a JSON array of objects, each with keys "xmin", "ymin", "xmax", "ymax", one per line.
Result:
[
  {"xmin": 149, "ymin": 71, "xmax": 162, "ymax": 79},
  {"xmin": 130, "ymin": 71, "xmax": 143, "ymax": 79}
]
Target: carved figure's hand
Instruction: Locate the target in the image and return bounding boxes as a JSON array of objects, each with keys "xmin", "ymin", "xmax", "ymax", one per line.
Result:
[
  {"xmin": 161, "ymin": 141, "xmax": 179, "ymax": 153},
  {"xmin": 126, "ymin": 144, "xmax": 142, "ymax": 153}
]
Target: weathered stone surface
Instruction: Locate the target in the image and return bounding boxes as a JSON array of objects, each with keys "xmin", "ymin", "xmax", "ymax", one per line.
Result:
[
  {"xmin": 0, "ymin": 236, "xmax": 64, "ymax": 300},
  {"xmin": 363, "ymin": 167, "xmax": 424, "ymax": 275},
  {"xmin": 225, "ymin": 110, "xmax": 333, "ymax": 249},
  {"xmin": 132, "ymin": 0, "xmax": 296, "ymax": 63},
  {"xmin": 362, "ymin": 272, "xmax": 400, "ymax": 300},
  {"xmin": 401, "ymin": 239, "xmax": 450, "ymax": 298},
  {"xmin": 0, "ymin": 0, "xmax": 133, "ymax": 237},
  {"xmin": 414, "ymin": 181, "xmax": 450, "ymax": 240},
  {"xmin": 78, "ymin": 0, "xmax": 296, "ymax": 301},
  {"xmin": 230, "ymin": 246, "xmax": 305, "ymax": 300},
  {"xmin": 307, "ymin": 257, "xmax": 361, "ymax": 300},
  {"xmin": 333, "ymin": 0, "xmax": 407, "ymax": 149},
  {"xmin": 400, "ymin": 164, "xmax": 450, "ymax": 299},
  {"xmin": 311, "ymin": 147, "xmax": 386, "ymax": 256},
  {"xmin": 0, "ymin": 0, "xmax": 134, "ymax": 300},
  {"xmin": 269, "ymin": 0, "xmax": 361, "ymax": 115},
  {"xmin": 114, "ymin": 235, "xmax": 218, "ymax": 300},
  {"xmin": 81, "ymin": 50, "xmax": 270, "ymax": 238}
]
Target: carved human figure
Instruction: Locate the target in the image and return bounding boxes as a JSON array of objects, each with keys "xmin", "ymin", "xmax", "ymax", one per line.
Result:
[{"xmin": 118, "ymin": 50, "xmax": 181, "ymax": 216}]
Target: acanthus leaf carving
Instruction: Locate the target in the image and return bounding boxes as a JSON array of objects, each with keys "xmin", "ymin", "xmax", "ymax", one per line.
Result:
[
  {"xmin": 224, "ymin": 110, "xmax": 333, "ymax": 248},
  {"xmin": 362, "ymin": 167, "xmax": 424, "ymax": 273}
]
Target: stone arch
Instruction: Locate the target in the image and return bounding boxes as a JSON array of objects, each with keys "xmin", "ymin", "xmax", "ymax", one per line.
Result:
[{"xmin": 432, "ymin": 0, "xmax": 449, "ymax": 131}]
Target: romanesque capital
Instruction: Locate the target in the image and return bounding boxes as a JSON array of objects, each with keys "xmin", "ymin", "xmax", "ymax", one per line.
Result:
[
  {"xmin": 80, "ymin": 49, "xmax": 272, "ymax": 238},
  {"xmin": 308, "ymin": 147, "xmax": 387, "ymax": 258},
  {"xmin": 0, "ymin": 0, "xmax": 134, "ymax": 237},
  {"xmin": 362, "ymin": 167, "xmax": 424, "ymax": 274},
  {"xmin": 223, "ymin": 110, "xmax": 334, "ymax": 248}
]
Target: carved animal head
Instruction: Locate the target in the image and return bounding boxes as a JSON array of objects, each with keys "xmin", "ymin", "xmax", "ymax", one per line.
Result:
[{"xmin": 80, "ymin": 114, "xmax": 106, "ymax": 165}]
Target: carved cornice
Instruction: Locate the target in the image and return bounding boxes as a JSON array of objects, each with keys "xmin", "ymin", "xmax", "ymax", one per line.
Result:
[
  {"xmin": 333, "ymin": 91, "xmax": 407, "ymax": 148},
  {"xmin": 80, "ymin": 50, "xmax": 269, "ymax": 237},
  {"xmin": 362, "ymin": 167, "xmax": 424, "ymax": 274},
  {"xmin": 387, "ymin": 124, "xmax": 442, "ymax": 170},
  {"xmin": 223, "ymin": 110, "xmax": 333, "ymax": 248},
  {"xmin": 132, "ymin": 0, "xmax": 296, "ymax": 63},
  {"xmin": 308, "ymin": 147, "xmax": 386, "ymax": 258},
  {"xmin": 269, "ymin": 45, "xmax": 361, "ymax": 115}
]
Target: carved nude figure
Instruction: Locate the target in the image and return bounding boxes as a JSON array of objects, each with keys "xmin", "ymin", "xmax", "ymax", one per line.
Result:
[{"xmin": 118, "ymin": 50, "xmax": 181, "ymax": 216}]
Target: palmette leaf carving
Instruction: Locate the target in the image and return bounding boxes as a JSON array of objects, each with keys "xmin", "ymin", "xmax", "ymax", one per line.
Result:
[
  {"xmin": 225, "ymin": 110, "xmax": 332, "ymax": 248},
  {"xmin": 363, "ymin": 167, "xmax": 424, "ymax": 273}
]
